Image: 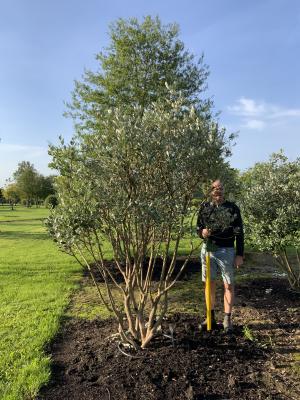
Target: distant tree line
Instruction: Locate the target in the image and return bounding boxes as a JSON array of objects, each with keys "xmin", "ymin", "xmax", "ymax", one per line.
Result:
[{"xmin": 1, "ymin": 161, "xmax": 56, "ymax": 209}]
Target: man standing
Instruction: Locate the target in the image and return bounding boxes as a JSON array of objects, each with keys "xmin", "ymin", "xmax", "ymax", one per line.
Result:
[{"xmin": 197, "ymin": 179, "xmax": 244, "ymax": 332}]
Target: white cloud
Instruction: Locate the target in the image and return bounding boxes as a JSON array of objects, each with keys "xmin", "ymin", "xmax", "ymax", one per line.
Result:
[
  {"xmin": 269, "ymin": 109, "xmax": 300, "ymax": 119},
  {"xmin": 0, "ymin": 143, "xmax": 47, "ymax": 157},
  {"xmin": 227, "ymin": 97, "xmax": 300, "ymax": 130},
  {"xmin": 228, "ymin": 97, "xmax": 266, "ymax": 117},
  {"xmin": 242, "ymin": 119, "xmax": 265, "ymax": 130}
]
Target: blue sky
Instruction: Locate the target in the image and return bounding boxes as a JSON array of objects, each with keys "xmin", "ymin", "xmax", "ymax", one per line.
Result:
[{"xmin": 1, "ymin": 0, "xmax": 299, "ymax": 186}]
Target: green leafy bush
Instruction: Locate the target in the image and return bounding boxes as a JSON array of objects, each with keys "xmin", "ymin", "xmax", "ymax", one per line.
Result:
[
  {"xmin": 241, "ymin": 152, "xmax": 300, "ymax": 290},
  {"xmin": 44, "ymin": 194, "xmax": 58, "ymax": 209}
]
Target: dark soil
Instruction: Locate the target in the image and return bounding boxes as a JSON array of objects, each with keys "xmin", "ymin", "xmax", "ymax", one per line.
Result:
[{"xmin": 38, "ymin": 259, "xmax": 300, "ymax": 400}]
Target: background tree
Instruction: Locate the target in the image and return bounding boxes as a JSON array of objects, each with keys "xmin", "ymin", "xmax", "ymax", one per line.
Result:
[
  {"xmin": 33, "ymin": 174, "xmax": 55, "ymax": 206},
  {"xmin": 241, "ymin": 152, "xmax": 300, "ymax": 290},
  {"xmin": 44, "ymin": 194, "xmax": 58, "ymax": 209},
  {"xmin": 12, "ymin": 162, "xmax": 55, "ymax": 206},
  {"xmin": 47, "ymin": 16, "xmax": 233, "ymax": 348},
  {"xmin": 3, "ymin": 183, "xmax": 21, "ymax": 210},
  {"xmin": 0, "ymin": 188, "xmax": 4, "ymax": 205},
  {"xmin": 13, "ymin": 161, "xmax": 38, "ymax": 207}
]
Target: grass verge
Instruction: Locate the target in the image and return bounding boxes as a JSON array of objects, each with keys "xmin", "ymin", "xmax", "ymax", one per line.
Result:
[{"xmin": 0, "ymin": 207, "xmax": 81, "ymax": 400}]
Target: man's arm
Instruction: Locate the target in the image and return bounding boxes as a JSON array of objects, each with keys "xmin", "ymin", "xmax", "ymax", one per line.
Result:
[
  {"xmin": 196, "ymin": 202, "xmax": 206, "ymax": 238},
  {"xmin": 233, "ymin": 204, "xmax": 244, "ymax": 267}
]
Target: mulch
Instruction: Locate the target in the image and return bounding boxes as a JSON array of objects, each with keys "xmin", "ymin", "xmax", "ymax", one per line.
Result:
[{"xmin": 38, "ymin": 271, "xmax": 300, "ymax": 400}]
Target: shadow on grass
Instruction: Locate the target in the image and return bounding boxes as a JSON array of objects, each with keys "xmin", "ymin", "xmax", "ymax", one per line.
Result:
[
  {"xmin": 0, "ymin": 231, "xmax": 50, "ymax": 240},
  {"xmin": 0, "ymin": 218, "xmax": 46, "ymax": 225}
]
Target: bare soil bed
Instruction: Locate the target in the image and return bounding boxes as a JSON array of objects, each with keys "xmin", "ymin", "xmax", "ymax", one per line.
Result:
[{"xmin": 38, "ymin": 257, "xmax": 299, "ymax": 400}]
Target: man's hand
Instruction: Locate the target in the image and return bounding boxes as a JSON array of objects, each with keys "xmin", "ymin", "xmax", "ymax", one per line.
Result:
[
  {"xmin": 201, "ymin": 228, "xmax": 211, "ymax": 239},
  {"xmin": 235, "ymin": 255, "xmax": 244, "ymax": 268}
]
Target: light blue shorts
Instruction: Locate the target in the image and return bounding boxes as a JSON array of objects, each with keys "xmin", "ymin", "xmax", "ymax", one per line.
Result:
[{"xmin": 201, "ymin": 244, "xmax": 235, "ymax": 284}]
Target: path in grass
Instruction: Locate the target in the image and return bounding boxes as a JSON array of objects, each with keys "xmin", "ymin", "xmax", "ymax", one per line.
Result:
[{"xmin": 0, "ymin": 206, "xmax": 82, "ymax": 400}]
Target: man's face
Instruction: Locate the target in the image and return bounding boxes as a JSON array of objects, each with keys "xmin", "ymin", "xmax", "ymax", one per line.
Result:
[{"xmin": 211, "ymin": 180, "xmax": 224, "ymax": 204}]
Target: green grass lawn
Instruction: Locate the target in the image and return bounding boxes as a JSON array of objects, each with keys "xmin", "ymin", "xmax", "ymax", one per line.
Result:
[
  {"xmin": 0, "ymin": 204, "xmax": 49, "ymax": 221},
  {"xmin": 0, "ymin": 207, "xmax": 82, "ymax": 400}
]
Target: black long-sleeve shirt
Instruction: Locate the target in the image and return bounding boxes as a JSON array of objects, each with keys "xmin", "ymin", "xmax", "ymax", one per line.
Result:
[{"xmin": 196, "ymin": 201, "xmax": 244, "ymax": 256}]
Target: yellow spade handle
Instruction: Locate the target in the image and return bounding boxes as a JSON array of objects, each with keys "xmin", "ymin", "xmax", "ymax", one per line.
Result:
[{"xmin": 206, "ymin": 251, "xmax": 212, "ymax": 331}]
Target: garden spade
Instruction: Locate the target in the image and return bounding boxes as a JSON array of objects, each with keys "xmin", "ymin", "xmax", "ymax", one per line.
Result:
[
  {"xmin": 204, "ymin": 238, "xmax": 218, "ymax": 332},
  {"xmin": 205, "ymin": 250, "xmax": 212, "ymax": 331}
]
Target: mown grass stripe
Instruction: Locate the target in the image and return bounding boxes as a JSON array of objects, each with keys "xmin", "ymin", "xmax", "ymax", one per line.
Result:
[{"xmin": 0, "ymin": 207, "xmax": 81, "ymax": 400}]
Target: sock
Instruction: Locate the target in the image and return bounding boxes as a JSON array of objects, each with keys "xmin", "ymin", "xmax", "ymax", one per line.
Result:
[{"xmin": 225, "ymin": 312, "xmax": 231, "ymax": 318}]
